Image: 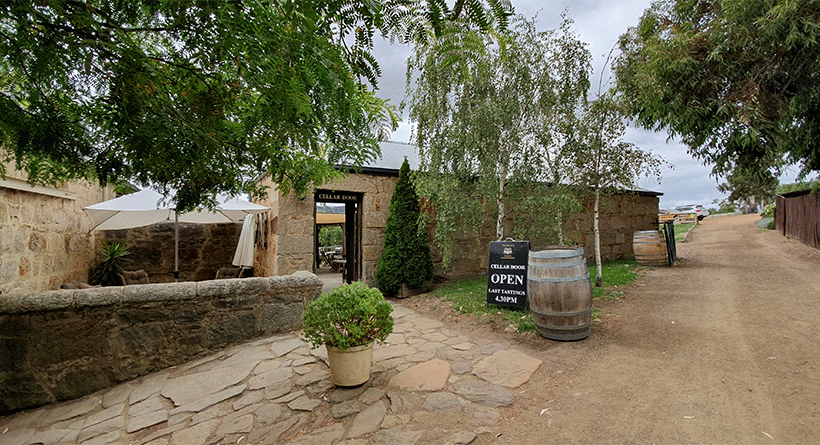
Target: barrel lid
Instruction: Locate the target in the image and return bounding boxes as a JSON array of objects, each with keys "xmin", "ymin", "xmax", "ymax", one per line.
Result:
[{"xmin": 529, "ymin": 246, "xmax": 584, "ymax": 259}]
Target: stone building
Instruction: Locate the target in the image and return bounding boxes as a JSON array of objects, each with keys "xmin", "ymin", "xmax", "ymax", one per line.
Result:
[
  {"xmin": 0, "ymin": 162, "xmax": 114, "ymax": 295},
  {"xmin": 254, "ymin": 142, "xmax": 663, "ymax": 287},
  {"xmin": 2, "ymin": 142, "xmax": 663, "ymax": 294}
]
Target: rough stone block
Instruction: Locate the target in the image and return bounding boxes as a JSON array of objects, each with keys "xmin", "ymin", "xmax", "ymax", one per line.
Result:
[
  {"xmin": 109, "ymin": 323, "xmax": 173, "ymax": 358},
  {"xmin": 0, "ymin": 370, "xmax": 55, "ymax": 413},
  {"xmin": 47, "ymin": 361, "xmax": 113, "ymax": 402},
  {"xmin": 117, "ymin": 303, "xmax": 200, "ymax": 324},
  {"xmin": 207, "ymin": 312, "xmax": 258, "ymax": 346},
  {"xmin": 276, "ymin": 235, "xmax": 313, "ymax": 255},
  {"xmin": 123, "ymin": 282, "xmax": 196, "ymax": 303},
  {"xmin": 212, "ymin": 294, "xmax": 260, "ymax": 310},
  {"xmin": 74, "ymin": 287, "xmax": 123, "ymax": 308},
  {"xmin": 228, "ymin": 277, "xmax": 270, "ymax": 297},
  {"xmin": 0, "ymin": 290, "xmax": 75, "ymax": 313},
  {"xmin": 261, "ymin": 302, "xmax": 303, "ymax": 333}
]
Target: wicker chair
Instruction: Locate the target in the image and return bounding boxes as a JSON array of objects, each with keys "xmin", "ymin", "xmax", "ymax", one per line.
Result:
[
  {"xmin": 215, "ymin": 266, "xmax": 252, "ymax": 279},
  {"xmin": 118, "ymin": 270, "xmax": 150, "ymax": 285}
]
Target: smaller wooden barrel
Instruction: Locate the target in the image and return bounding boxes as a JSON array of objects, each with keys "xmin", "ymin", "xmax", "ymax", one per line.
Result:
[
  {"xmin": 528, "ymin": 247, "xmax": 593, "ymax": 341},
  {"xmin": 633, "ymin": 230, "xmax": 668, "ymax": 266}
]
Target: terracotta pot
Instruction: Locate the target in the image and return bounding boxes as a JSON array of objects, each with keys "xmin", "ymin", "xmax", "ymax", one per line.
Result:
[{"xmin": 326, "ymin": 343, "xmax": 374, "ymax": 386}]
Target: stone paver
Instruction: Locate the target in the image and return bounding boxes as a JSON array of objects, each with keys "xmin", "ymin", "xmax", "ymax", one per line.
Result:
[
  {"xmin": 472, "ymin": 349, "xmax": 543, "ymax": 388},
  {"xmin": 387, "ymin": 359, "xmax": 450, "ymax": 391},
  {"xmin": 0, "ymin": 301, "xmax": 542, "ymax": 445}
]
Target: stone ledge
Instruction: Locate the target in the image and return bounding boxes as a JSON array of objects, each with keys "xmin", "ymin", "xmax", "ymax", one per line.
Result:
[
  {"xmin": 0, "ymin": 273, "xmax": 320, "ymax": 314},
  {"xmin": 0, "ymin": 272, "xmax": 322, "ymax": 414}
]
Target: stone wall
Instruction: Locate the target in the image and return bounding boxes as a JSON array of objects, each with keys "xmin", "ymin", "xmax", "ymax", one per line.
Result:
[
  {"xmin": 411, "ymin": 193, "xmax": 660, "ymax": 280},
  {"xmin": 256, "ymin": 172, "xmax": 395, "ymax": 284},
  {"xmin": 0, "ymin": 163, "xmax": 114, "ymax": 295},
  {"xmin": 101, "ymin": 222, "xmax": 243, "ymax": 283},
  {"xmin": 0, "ymin": 271, "xmax": 322, "ymax": 414},
  {"xmin": 568, "ymin": 193, "xmax": 661, "ymax": 263},
  {"xmin": 256, "ymin": 170, "xmax": 660, "ymax": 285}
]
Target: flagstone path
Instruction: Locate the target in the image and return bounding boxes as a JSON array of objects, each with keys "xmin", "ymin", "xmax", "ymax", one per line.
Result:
[{"xmin": 0, "ymin": 303, "xmax": 542, "ymax": 445}]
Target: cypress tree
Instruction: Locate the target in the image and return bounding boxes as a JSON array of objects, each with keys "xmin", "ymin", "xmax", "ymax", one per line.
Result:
[{"xmin": 375, "ymin": 158, "xmax": 434, "ymax": 296}]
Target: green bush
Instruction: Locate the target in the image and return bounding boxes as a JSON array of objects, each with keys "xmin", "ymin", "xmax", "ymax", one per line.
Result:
[
  {"xmin": 318, "ymin": 225, "xmax": 343, "ymax": 247},
  {"xmin": 301, "ymin": 282, "xmax": 394, "ymax": 350},
  {"xmin": 761, "ymin": 202, "xmax": 775, "ymax": 218},
  {"xmin": 375, "ymin": 158, "xmax": 433, "ymax": 295},
  {"xmin": 90, "ymin": 241, "xmax": 132, "ymax": 286}
]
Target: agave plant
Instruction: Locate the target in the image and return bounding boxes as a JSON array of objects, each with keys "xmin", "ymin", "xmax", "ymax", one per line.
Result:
[{"xmin": 90, "ymin": 241, "xmax": 132, "ymax": 286}]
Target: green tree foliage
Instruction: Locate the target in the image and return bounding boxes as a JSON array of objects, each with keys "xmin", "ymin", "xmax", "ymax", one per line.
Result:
[
  {"xmin": 0, "ymin": 0, "xmax": 510, "ymax": 210},
  {"xmin": 318, "ymin": 226, "xmax": 343, "ymax": 248},
  {"xmin": 406, "ymin": 14, "xmax": 590, "ymax": 265},
  {"xmin": 777, "ymin": 180, "xmax": 820, "ymax": 195},
  {"xmin": 615, "ymin": 0, "xmax": 820, "ymax": 193},
  {"xmin": 571, "ymin": 86, "xmax": 664, "ymax": 287},
  {"xmin": 375, "ymin": 158, "xmax": 433, "ymax": 295},
  {"xmin": 717, "ymin": 164, "xmax": 778, "ymax": 207}
]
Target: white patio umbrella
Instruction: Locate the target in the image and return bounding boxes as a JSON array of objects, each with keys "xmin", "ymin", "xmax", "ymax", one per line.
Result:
[
  {"xmin": 83, "ymin": 189, "xmax": 269, "ymax": 280},
  {"xmin": 232, "ymin": 215, "xmax": 257, "ymax": 269}
]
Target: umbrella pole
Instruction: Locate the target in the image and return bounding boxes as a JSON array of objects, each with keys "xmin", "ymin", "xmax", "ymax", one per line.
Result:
[{"xmin": 174, "ymin": 212, "xmax": 179, "ymax": 282}]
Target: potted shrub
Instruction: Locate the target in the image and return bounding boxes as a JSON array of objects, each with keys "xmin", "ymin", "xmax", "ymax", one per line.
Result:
[{"xmin": 302, "ymin": 282, "xmax": 394, "ymax": 386}]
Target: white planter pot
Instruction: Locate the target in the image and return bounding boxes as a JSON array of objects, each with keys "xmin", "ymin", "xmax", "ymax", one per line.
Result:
[{"xmin": 326, "ymin": 343, "xmax": 374, "ymax": 386}]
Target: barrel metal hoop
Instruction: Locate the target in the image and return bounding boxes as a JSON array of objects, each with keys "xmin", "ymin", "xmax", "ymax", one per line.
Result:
[
  {"xmin": 529, "ymin": 258, "xmax": 586, "ymax": 268},
  {"xmin": 531, "ymin": 307, "xmax": 593, "ymax": 318},
  {"xmin": 529, "ymin": 248, "xmax": 583, "ymax": 259},
  {"xmin": 528, "ymin": 273, "xmax": 590, "ymax": 283},
  {"xmin": 540, "ymin": 322, "xmax": 593, "ymax": 331}
]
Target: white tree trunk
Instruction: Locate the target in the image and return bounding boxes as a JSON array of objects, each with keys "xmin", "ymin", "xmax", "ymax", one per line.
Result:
[
  {"xmin": 593, "ymin": 187, "xmax": 603, "ymax": 287},
  {"xmin": 496, "ymin": 172, "xmax": 506, "ymax": 241},
  {"xmin": 557, "ymin": 209, "xmax": 564, "ymax": 245}
]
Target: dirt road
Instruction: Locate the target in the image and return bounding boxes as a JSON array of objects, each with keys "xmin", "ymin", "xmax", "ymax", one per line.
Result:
[{"xmin": 414, "ymin": 214, "xmax": 820, "ymax": 444}]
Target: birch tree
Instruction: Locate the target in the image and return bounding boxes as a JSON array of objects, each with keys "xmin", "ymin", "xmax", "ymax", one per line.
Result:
[
  {"xmin": 572, "ymin": 89, "xmax": 663, "ymax": 286},
  {"xmin": 406, "ymin": 14, "xmax": 590, "ymax": 266}
]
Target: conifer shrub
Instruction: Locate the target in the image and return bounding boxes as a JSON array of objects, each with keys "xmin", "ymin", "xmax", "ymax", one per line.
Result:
[{"xmin": 375, "ymin": 159, "xmax": 434, "ymax": 296}]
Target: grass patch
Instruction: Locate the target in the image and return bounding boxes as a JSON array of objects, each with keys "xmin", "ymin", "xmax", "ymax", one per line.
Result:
[
  {"xmin": 430, "ymin": 259, "xmax": 640, "ymax": 333},
  {"xmin": 588, "ymin": 259, "xmax": 638, "ymax": 300},
  {"xmin": 660, "ymin": 222, "xmax": 696, "ymax": 242}
]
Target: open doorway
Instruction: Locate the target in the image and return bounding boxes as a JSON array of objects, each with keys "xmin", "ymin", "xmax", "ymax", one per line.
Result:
[{"xmin": 314, "ymin": 190, "xmax": 362, "ymax": 287}]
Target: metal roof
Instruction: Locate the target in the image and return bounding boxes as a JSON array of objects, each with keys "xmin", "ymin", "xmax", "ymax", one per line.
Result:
[
  {"xmin": 335, "ymin": 141, "xmax": 663, "ymax": 197},
  {"xmin": 336, "ymin": 141, "xmax": 419, "ymax": 176}
]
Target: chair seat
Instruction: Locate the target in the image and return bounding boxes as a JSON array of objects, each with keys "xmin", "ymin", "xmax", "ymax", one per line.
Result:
[{"xmin": 119, "ymin": 270, "xmax": 149, "ymax": 285}]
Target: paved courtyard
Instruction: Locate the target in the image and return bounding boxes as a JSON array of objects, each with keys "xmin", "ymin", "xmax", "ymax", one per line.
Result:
[{"xmin": 0, "ymin": 302, "xmax": 542, "ymax": 445}]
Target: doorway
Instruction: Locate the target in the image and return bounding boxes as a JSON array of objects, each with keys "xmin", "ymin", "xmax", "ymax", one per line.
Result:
[{"xmin": 314, "ymin": 190, "xmax": 362, "ymax": 284}]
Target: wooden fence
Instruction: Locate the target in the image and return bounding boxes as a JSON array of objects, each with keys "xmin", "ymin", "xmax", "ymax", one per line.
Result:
[{"xmin": 775, "ymin": 190, "xmax": 820, "ymax": 249}]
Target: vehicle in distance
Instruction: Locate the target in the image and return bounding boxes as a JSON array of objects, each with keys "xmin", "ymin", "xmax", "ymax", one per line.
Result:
[{"xmin": 674, "ymin": 204, "xmax": 709, "ymax": 221}]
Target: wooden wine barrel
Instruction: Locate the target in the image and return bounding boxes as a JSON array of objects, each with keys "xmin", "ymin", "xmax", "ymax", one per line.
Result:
[
  {"xmin": 527, "ymin": 247, "xmax": 593, "ymax": 341},
  {"xmin": 633, "ymin": 230, "xmax": 668, "ymax": 266}
]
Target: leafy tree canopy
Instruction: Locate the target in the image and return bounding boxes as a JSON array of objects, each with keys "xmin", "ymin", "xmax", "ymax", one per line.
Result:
[
  {"xmin": 406, "ymin": 14, "xmax": 590, "ymax": 264},
  {"xmin": 615, "ymin": 0, "xmax": 820, "ymax": 188},
  {"xmin": 717, "ymin": 164, "xmax": 778, "ymax": 205},
  {"xmin": 0, "ymin": 0, "xmax": 510, "ymax": 210}
]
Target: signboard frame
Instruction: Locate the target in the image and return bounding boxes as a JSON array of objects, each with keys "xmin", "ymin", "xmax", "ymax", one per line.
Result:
[{"xmin": 486, "ymin": 240, "xmax": 530, "ymax": 309}]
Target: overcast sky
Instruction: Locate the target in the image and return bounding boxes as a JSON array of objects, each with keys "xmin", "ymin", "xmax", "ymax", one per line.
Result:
[{"xmin": 372, "ymin": 0, "xmax": 802, "ymax": 209}]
